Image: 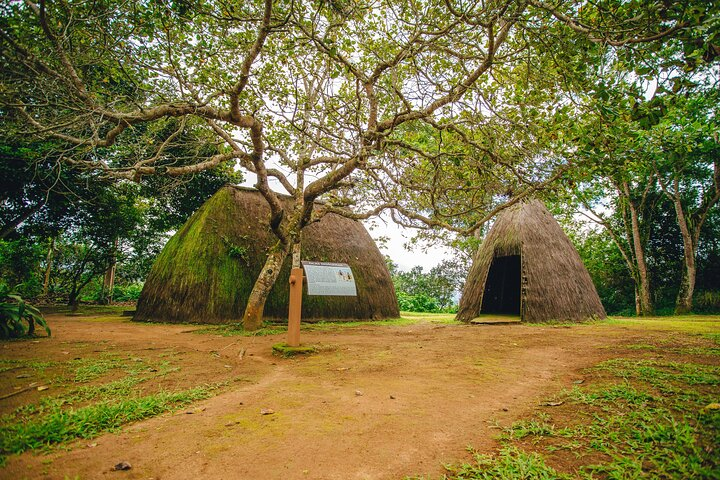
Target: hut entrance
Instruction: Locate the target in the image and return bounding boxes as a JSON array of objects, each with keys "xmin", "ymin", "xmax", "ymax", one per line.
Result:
[{"xmin": 480, "ymin": 255, "xmax": 521, "ymax": 315}]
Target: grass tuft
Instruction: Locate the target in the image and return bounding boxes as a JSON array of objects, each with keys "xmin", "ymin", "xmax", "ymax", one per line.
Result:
[
  {"xmin": 442, "ymin": 446, "xmax": 572, "ymax": 480},
  {"xmin": 0, "ymin": 386, "xmax": 217, "ymax": 458},
  {"xmin": 434, "ymin": 325, "xmax": 720, "ymax": 480}
]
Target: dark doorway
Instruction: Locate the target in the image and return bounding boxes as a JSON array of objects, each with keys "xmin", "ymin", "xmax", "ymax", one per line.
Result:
[{"xmin": 480, "ymin": 255, "xmax": 521, "ymax": 315}]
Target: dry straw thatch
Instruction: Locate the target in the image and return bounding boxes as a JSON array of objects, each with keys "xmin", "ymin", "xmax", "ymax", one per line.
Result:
[
  {"xmin": 456, "ymin": 200, "xmax": 606, "ymax": 323},
  {"xmin": 134, "ymin": 186, "xmax": 399, "ymax": 324}
]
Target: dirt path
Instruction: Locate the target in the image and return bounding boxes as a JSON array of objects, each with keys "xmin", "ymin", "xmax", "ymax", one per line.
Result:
[{"xmin": 2, "ymin": 316, "xmax": 652, "ymax": 479}]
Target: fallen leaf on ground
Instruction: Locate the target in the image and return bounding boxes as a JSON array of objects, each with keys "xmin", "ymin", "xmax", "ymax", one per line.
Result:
[
  {"xmin": 260, "ymin": 408, "xmax": 275, "ymax": 415},
  {"xmin": 37, "ymin": 386, "xmax": 49, "ymax": 392},
  {"xmin": 540, "ymin": 401, "xmax": 564, "ymax": 407}
]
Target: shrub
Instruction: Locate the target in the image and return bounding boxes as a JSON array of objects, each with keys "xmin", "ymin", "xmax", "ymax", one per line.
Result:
[
  {"xmin": 0, "ymin": 284, "xmax": 51, "ymax": 339},
  {"xmin": 112, "ymin": 283, "xmax": 143, "ymax": 302},
  {"xmin": 695, "ymin": 291, "xmax": 720, "ymax": 314},
  {"xmin": 398, "ymin": 292, "xmax": 441, "ymax": 313}
]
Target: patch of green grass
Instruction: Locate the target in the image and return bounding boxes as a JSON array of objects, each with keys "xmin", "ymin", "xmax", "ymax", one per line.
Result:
[
  {"xmin": 563, "ymin": 362, "xmax": 717, "ymax": 477},
  {"xmin": 679, "ymin": 346, "xmax": 720, "ymax": 356},
  {"xmin": 192, "ymin": 322, "xmax": 286, "ymax": 337},
  {"xmin": 72, "ymin": 356, "xmax": 126, "ymax": 383},
  {"xmin": 193, "ymin": 316, "xmax": 431, "ymax": 337},
  {"xmin": 703, "ymin": 333, "xmax": 720, "ymax": 344},
  {"xmin": 26, "ymin": 376, "xmax": 144, "ymax": 414},
  {"xmin": 38, "ymin": 305, "xmax": 131, "ymax": 316},
  {"xmin": 595, "ymin": 358, "xmax": 719, "ymax": 388},
  {"xmin": 503, "ymin": 418, "xmax": 557, "ymax": 441},
  {"xmin": 430, "ymin": 446, "xmax": 573, "ymax": 480},
  {"xmin": 0, "ymin": 359, "xmax": 58, "ymax": 373},
  {"xmin": 400, "ymin": 312, "xmax": 457, "ymax": 323},
  {"xmin": 435, "ymin": 324, "xmax": 720, "ymax": 480},
  {"xmin": 0, "ymin": 385, "xmax": 218, "ymax": 459},
  {"xmin": 605, "ymin": 315, "xmax": 720, "ymax": 335},
  {"xmin": 0, "ymin": 349, "xmax": 219, "ymax": 469},
  {"xmin": 304, "ymin": 317, "xmax": 422, "ymax": 331},
  {"xmin": 272, "ymin": 342, "xmax": 318, "ymax": 357},
  {"xmin": 565, "ymin": 383, "xmax": 658, "ymax": 409},
  {"xmin": 625, "ymin": 342, "xmax": 720, "ymax": 356},
  {"xmin": 626, "ymin": 343, "xmax": 656, "ymax": 350}
]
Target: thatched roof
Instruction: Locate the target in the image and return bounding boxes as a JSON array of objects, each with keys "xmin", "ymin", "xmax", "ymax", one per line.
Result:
[
  {"xmin": 134, "ymin": 186, "xmax": 399, "ymax": 324},
  {"xmin": 456, "ymin": 200, "xmax": 606, "ymax": 323}
]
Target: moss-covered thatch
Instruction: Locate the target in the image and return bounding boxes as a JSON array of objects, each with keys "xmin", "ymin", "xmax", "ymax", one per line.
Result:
[
  {"xmin": 134, "ymin": 186, "xmax": 399, "ymax": 324},
  {"xmin": 456, "ymin": 200, "xmax": 606, "ymax": 323}
]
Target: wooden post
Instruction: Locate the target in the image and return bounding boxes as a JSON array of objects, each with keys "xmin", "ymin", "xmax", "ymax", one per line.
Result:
[{"xmin": 287, "ymin": 267, "xmax": 303, "ymax": 347}]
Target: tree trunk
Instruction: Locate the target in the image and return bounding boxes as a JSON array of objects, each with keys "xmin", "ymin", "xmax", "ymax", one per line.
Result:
[
  {"xmin": 68, "ymin": 291, "xmax": 80, "ymax": 312},
  {"xmin": 637, "ymin": 274, "xmax": 653, "ymax": 316},
  {"xmin": 0, "ymin": 200, "xmax": 46, "ymax": 240},
  {"xmin": 625, "ymin": 183, "xmax": 654, "ymax": 316},
  {"xmin": 675, "ymin": 261, "xmax": 696, "ymax": 314},
  {"xmin": 102, "ymin": 262, "xmax": 116, "ymax": 305},
  {"xmin": 42, "ymin": 238, "xmax": 55, "ymax": 296},
  {"xmin": 101, "ymin": 240, "xmax": 118, "ymax": 305},
  {"xmin": 673, "ymin": 198, "xmax": 696, "ymax": 314},
  {"xmin": 242, "ymin": 242, "xmax": 291, "ymax": 330}
]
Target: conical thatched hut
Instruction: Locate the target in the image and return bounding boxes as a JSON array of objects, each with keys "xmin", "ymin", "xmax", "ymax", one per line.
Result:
[
  {"xmin": 456, "ymin": 200, "xmax": 606, "ymax": 323},
  {"xmin": 134, "ymin": 186, "xmax": 399, "ymax": 324}
]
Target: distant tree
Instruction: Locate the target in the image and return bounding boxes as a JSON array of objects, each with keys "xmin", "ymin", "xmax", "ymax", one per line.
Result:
[
  {"xmin": 389, "ymin": 258, "xmax": 468, "ymax": 312},
  {"xmin": 649, "ymin": 93, "xmax": 720, "ymax": 313}
]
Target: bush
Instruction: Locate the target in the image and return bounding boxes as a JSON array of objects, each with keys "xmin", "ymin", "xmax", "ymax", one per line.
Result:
[
  {"xmin": 0, "ymin": 239, "xmax": 44, "ymax": 300},
  {"xmin": 398, "ymin": 292, "xmax": 441, "ymax": 313},
  {"xmin": 0, "ymin": 284, "xmax": 50, "ymax": 339},
  {"xmin": 81, "ymin": 280, "xmax": 143, "ymax": 304},
  {"xmin": 695, "ymin": 291, "xmax": 720, "ymax": 314},
  {"xmin": 112, "ymin": 283, "xmax": 143, "ymax": 302}
]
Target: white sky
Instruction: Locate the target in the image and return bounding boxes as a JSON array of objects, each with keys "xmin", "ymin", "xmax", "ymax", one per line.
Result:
[{"xmin": 363, "ymin": 215, "xmax": 455, "ymax": 271}]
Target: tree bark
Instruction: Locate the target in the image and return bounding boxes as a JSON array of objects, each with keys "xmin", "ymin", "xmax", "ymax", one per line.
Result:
[
  {"xmin": 0, "ymin": 199, "xmax": 46, "ymax": 239},
  {"xmin": 672, "ymin": 196, "xmax": 696, "ymax": 314},
  {"xmin": 624, "ymin": 181, "xmax": 654, "ymax": 316},
  {"xmin": 242, "ymin": 242, "xmax": 291, "ymax": 330},
  {"xmin": 42, "ymin": 238, "xmax": 55, "ymax": 296},
  {"xmin": 656, "ymin": 159, "xmax": 719, "ymax": 314},
  {"xmin": 101, "ymin": 239, "xmax": 119, "ymax": 305},
  {"xmin": 102, "ymin": 261, "xmax": 117, "ymax": 305},
  {"xmin": 675, "ymin": 258, "xmax": 696, "ymax": 314},
  {"xmin": 630, "ymin": 209, "xmax": 654, "ymax": 316}
]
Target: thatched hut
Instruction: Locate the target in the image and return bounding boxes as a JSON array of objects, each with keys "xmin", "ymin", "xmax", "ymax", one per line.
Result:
[
  {"xmin": 134, "ymin": 186, "xmax": 399, "ymax": 324},
  {"xmin": 456, "ymin": 200, "xmax": 606, "ymax": 323}
]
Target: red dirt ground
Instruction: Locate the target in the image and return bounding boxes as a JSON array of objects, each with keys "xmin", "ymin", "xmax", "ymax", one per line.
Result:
[{"xmin": 1, "ymin": 315, "xmax": 664, "ymax": 480}]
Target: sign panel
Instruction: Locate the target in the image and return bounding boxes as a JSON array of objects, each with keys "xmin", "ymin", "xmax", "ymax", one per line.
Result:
[{"xmin": 302, "ymin": 261, "xmax": 357, "ymax": 297}]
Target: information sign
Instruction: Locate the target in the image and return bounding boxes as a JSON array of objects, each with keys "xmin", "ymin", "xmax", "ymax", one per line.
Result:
[{"xmin": 302, "ymin": 261, "xmax": 357, "ymax": 296}]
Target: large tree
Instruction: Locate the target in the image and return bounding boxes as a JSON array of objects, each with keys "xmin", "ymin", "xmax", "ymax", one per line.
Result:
[
  {"xmin": 650, "ymin": 93, "xmax": 720, "ymax": 313},
  {"xmin": 1, "ymin": 0, "xmax": 705, "ymax": 328}
]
